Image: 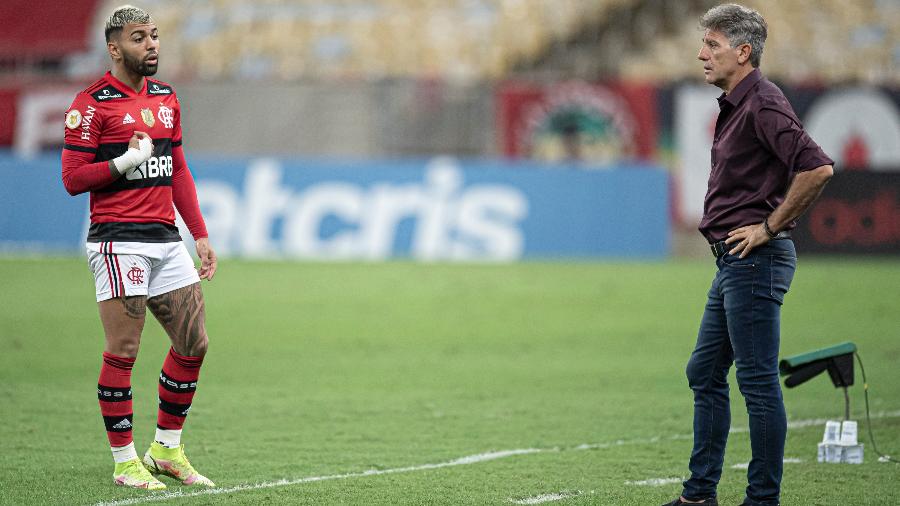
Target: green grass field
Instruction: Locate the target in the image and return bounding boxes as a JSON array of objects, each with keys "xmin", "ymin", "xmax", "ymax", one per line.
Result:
[{"xmin": 1, "ymin": 257, "xmax": 898, "ymax": 505}]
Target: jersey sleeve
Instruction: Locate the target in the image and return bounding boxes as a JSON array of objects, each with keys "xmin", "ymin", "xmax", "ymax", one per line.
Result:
[
  {"xmin": 170, "ymin": 98, "xmax": 208, "ymax": 240},
  {"xmin": 61, "ymin": 94, "xmax": 117, "ymax": 195},
  {"xmin": 173, "ymin": 95, "xmax": 183, "ymax": 145},
  {"xmin": 755, "ymin": 101, "xmax": 834, "ymax": 174}
]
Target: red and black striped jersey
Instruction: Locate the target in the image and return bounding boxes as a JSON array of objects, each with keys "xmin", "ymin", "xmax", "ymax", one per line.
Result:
[{"xmin": 61, "ymin": 71, "xmax": 207, "ymax": 242}]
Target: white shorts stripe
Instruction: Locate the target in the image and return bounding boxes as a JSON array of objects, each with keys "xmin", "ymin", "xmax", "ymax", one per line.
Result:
[
  {"xmin": 111, "ymin": 244, "xmax": 125, "ymax": 297},
  {"xmin": 104, "ymin": 242, "xmax": 124, "ymax": 298},
  {"xmin": 101, "ymin": 242, "xmax": 119, "ymax": 298}
]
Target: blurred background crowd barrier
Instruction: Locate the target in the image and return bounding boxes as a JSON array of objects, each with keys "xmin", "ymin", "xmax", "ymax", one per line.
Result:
[{"xmin": 1, "ymin": 0, "xmax": 897, "ymax": 259}]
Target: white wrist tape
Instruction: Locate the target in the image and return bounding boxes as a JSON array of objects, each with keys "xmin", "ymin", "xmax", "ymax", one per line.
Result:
[{"xmin": 112, "ymin": 137, "xmax": 153, "ymax": 175}]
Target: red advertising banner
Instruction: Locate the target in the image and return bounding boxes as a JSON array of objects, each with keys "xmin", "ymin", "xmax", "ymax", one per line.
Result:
[
  {"xmin": 0, "ymin": 89, "xmax": 17, "ymax": 146},
  {"xmin": 0, "ymin": 84, "xmax": 86, "ymax": 156},
  {"xmin": 497, "ymin": 81, "xmax": 657, "ymax": 164},
  {"xmin": 792, "ymin": 172, "xmax": 900, "ymax": 254}
]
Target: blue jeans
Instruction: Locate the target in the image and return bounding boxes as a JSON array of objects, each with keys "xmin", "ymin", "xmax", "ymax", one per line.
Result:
[{"xmin": 682, "ymin": 239, "xmax": 796, "ymax": 506}]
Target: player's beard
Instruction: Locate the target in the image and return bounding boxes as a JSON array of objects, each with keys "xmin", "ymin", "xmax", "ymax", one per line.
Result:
[{"xmin": 123, "ymin": 50, "xmax": 158, "ymax": 77}]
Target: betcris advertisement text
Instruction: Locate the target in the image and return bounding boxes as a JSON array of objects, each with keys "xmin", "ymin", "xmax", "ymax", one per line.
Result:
[{"xmin": 0, "ymin": 155, "xmax": 669, "ymax": 260}]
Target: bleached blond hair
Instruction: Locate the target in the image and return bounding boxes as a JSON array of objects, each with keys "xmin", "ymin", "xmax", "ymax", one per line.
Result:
[{"xmin": 105, "ymin": 5, "xmax": 153, "ymax": 42}]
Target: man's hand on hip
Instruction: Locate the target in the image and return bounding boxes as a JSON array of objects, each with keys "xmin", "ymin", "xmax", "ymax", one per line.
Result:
[{"xmin": 725, "ymin": 223, "xmax": 770, "ymax": 258}]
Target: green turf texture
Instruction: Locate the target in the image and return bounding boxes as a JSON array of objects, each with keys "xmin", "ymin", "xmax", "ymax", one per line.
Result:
[{"xmin": 1, "ymin": 257, "xmax": 898, "ymax": 505}]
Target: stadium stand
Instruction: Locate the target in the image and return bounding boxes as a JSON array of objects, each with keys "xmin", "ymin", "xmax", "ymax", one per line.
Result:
[
  {"xmin": 617, "ymin": 0, "xmax": 900, "ymax": 84},
  {"xmin": 0, "ymin": 0, "xmax": 895, "ymax": 159},
  {"xmin": 79, "ymin": 0, "xmax": 636, "ymax": 82},
  {"xmin": 2, "ymin": 0, "xmax": 894, "ymax": 84}
]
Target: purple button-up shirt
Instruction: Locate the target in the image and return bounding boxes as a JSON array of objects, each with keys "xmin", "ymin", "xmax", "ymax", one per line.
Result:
[{"xmin": 699, "ymin": 69, "xmax": 833, "ymax": 243}]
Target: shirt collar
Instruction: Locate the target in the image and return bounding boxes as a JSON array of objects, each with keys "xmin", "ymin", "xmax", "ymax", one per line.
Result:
[
  {"xmin": 722, "ymin": 68, "xmax": 762, "ymax": 107},
  {"xmin": 104, "ymin": 71, "xmax": 147, "ymax": 96}
]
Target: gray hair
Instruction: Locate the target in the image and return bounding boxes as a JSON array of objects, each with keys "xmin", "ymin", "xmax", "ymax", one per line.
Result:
[
  {"xmin": 105, "ymin": 5, "xmax": 153, "ymax": 42},
  {"xmin": 700, "ymin": 3, "xmax": 767, "ymax": 68}
]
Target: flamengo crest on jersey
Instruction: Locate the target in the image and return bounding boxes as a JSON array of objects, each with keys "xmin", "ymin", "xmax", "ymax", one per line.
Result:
[{"xmin": 158, "ymin": 105, "xmax": 174, "ymax": 128}]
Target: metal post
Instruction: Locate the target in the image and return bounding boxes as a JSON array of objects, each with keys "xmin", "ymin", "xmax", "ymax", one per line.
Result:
[{"xmin": 843, "ymin": 386, "xmax": 850, "ymax": 421}]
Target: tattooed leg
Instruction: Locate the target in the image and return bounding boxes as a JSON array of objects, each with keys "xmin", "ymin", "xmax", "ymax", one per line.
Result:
[
  {"xmin": 151, "ymin": 284, "xmax": 208, "ymax": 450},
  {"xmin": 98, "ymin": 296, "xmax": 147, "ymax": 358},
  {"xmin": 147, "ymin": 282, "xmax": 208, "ymax": 357},
  {"xmin": 123, "ymin": 296, "xmax": 147, "ymax": 319}
]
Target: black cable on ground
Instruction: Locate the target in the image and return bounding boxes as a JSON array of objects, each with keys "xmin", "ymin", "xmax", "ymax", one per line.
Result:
[{"xmin": 855, "ymin": 352, "xmax": 898, "ymax": 464}]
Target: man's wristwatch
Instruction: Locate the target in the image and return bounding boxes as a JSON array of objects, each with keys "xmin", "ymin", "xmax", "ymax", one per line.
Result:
[{"xmin": 763, "ymin": 216, "xmax": 778, "ymax": 239}]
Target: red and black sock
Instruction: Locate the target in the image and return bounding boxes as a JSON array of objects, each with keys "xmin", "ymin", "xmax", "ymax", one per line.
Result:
[
  {"xmin": 157, "ymin": 348, "xmax": 203, "ymax": 431},
  {"xmin": 98, "ymin": 352, "xmax": 135, "ymax": 448}
]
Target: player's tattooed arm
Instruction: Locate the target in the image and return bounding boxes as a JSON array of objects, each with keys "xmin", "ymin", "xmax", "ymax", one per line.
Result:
[
  {"xmin": 122, "ymin": 296, "xmax": 147, "ymax": 320},
  {"xmin": 147, "ymin": 283, "xmax": 208, "ymax": 356}
]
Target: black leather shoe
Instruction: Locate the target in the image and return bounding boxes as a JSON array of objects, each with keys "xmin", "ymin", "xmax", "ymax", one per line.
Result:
[{"xmin": 661, "ymin": 498, "xmax": 719, "ymax": 506}]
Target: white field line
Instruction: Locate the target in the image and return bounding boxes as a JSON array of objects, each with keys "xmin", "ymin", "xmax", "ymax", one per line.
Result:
[
  {"xmin": 624, "ymin": 477, "xmax": 683, "ymax": 486},
  {"xmin": 94, "ymin": 449, "xmax": 545, "ymax": 506},
  {"xmin": 93, "ymin": 410, "xmax": 900, "ymax": 506},
  {"xmin": 730, "ymin": 457, "xmax": 803, "ymax": 470},
  {"xmin": 730, "ymin": 410, "xmax": 900, "ymax": 434},
  {"xmin": 509, "ymin": 491, "xmax": 582, "ymax": 504}
]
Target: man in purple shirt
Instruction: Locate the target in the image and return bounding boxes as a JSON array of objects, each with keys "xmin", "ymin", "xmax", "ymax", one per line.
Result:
[{"xmin": 664, "ymin": 5, "xmax": 834, "ymax": 506}]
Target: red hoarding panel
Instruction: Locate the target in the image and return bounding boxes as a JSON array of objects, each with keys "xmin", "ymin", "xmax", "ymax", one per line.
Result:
[
  {"xmin": 793, "ymin": 172, "xmax": 900, "ymax": 254},
  {"xmin": 0, "ymin": 89, "xmax": 18, "ymax": 145}
]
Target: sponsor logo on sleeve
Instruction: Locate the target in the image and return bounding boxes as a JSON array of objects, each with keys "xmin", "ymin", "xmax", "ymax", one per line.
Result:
[
  {"xmin": 157, "ymin": 104, "xmax": 174, "ymax": 129},
  {"xmin": 91, "ymin": 85, "xmax": 125, "ymax": 101},
  {"xmin": 80, "ymin": 105, "xmax": 96, "ymax": 140},
  {"xmin": 148, "ymin": 82, "xmax": 173, "ymax": 95},
  {"xmin": 65, "ymin": 109, "xmax": 82, "ymax": 129},
  {"xmin": 140, "ymin": 108, "xmax": 155, "ymax": 127}
]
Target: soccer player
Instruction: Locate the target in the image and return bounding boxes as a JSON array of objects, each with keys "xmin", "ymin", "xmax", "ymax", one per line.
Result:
[
  {"xmin": 663, "ymin": 4, "xmax": 833, "ymax": 506},
  {"xmin": 61, "ymin": 5, "xmax": 216, "ymax": 490}
]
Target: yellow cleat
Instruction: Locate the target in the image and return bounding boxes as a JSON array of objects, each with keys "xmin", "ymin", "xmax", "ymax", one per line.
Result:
[
  {"xmin": 143, "ymin": 442, "xmax": 215, "ymax": 487},
  {"xmin": 113, "ymin": 458, "xmax": 167, "ymax": 490}
]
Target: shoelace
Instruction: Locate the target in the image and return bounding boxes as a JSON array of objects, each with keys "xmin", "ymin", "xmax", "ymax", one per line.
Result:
[{"xmin": 122, "ymin": 460, "xmax": 154, "ymax": 479}]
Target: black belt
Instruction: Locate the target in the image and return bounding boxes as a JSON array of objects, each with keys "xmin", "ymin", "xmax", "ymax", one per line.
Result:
[{"xmin": 710, "ymin": 230, "xmax": 791, "ymax": 258}]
